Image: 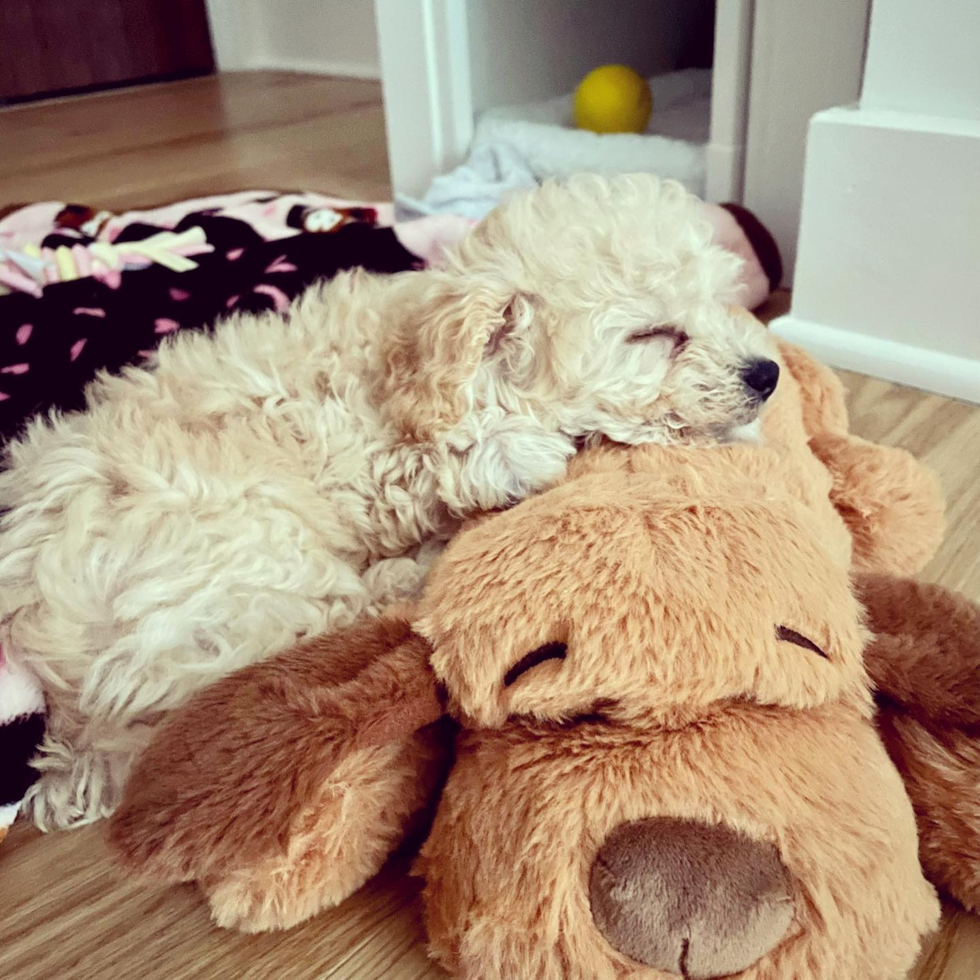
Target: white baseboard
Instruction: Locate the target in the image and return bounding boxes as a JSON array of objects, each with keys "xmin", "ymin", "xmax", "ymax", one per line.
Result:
[
  {"xmin": 772, "ymin": 314, "xmax": 980, "ymax": 405},
  {"xmin": 256, "ymin": 57, "xmax": 381, "ymax": 80}
]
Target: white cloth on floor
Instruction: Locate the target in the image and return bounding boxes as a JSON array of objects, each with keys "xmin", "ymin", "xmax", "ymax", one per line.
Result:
[{"xmin": 397, "ymin": 143, "xmax": 536, "ymax": 221}]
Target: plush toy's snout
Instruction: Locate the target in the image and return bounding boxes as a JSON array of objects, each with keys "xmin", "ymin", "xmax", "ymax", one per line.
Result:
[{"xmin": 590, "ymin": 817, "xmax": 795, "ymax": 979}]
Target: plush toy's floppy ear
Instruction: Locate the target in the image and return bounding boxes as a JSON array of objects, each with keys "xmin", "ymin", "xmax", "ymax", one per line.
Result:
[
  {"xmin": 859, "ymin": 573, "xmax": 980, "ymax": 912},
  {"xmin": 857, "ymin": 574, "xmax": 980, "ymax": 727},
  {"xmin": 810, "ymin": 437, "xmax": 945, "ymax": 576},
  {"xmin": 109, "ymin": 609, "xmax": 445, "ymax": 882},
  {"xmin": 777, "ymin": 341, "xmax": 945, "ymax": 576}
]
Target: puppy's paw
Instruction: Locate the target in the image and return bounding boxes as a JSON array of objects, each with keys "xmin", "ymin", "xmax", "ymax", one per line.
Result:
[{"xmin": 454, "ymin": 422, "xmax": 576, "ymax": 509}]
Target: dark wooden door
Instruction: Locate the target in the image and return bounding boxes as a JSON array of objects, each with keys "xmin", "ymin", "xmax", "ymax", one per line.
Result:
[{"xmin": 1, "ymin": 0, "xmax": 215, "ymax": 102}]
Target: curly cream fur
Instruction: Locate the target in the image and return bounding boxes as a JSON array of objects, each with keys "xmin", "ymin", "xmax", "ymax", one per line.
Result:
[{"xmin": 0, "ymin": 174, "xmax": 776, "ymax": 829}]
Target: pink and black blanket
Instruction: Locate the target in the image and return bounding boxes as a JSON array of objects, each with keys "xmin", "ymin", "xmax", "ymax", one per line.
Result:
[{"xmin": 0, "ymin": 191, "xmax": 472, "ymax": 445}]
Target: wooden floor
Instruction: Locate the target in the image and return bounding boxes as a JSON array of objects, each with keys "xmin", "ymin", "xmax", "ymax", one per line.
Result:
[
  {"xmin": 0, "ymin": 71, "xmax": 391, "ymax": 210},
  {"xmin": 1, "ymin": 72, "xmax": 978, "ymax": 980}
]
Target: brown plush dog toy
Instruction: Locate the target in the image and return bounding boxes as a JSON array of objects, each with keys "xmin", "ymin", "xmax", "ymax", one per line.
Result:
[{"xmin": 110, "ymin": 340, "xmax": 980, "ymax": 980}]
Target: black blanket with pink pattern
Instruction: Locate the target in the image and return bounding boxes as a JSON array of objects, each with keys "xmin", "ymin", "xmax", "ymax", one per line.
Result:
[{"xmin": 0, "ymin": 192, "xmax": 473, "ymax": 445}]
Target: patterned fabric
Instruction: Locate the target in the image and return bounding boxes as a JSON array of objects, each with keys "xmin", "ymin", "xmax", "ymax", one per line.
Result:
[
  {"xmin": 0, "ymin": 643, "xmax": 44, "ymax": 842},
  {"xmin": 0, "ymin": 198, "xmax": 448, "ymax": 445},
  {"xmin": 0, "ymin": 226, "xmax": 214, "ymax": 297},
  {"xmin": 0, "ymin": 192, "xmax": 476, "ymax": 835}
]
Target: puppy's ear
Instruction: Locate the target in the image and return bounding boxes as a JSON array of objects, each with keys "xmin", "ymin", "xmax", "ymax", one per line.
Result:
[
  {"xmin": 109, "ymin": 610, "xmax": 446, "ymax": 883},
  {"xmin": 376, "ymin": 271, "xmax": 520, "ymax": 441}
]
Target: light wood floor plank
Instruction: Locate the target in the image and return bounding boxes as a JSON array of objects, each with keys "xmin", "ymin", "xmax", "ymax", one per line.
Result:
[{"xmin": 0, "ymin": 72, "xmax": 391, "ymax": 208}]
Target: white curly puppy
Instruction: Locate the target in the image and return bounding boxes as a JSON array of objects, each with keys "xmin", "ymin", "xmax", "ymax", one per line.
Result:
[{"xmin": 0, "ymin": 175, "xmax": 779, "ymax": 829}]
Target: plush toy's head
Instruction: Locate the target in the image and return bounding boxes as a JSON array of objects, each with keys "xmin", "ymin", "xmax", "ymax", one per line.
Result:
[
  {"xmin": 409, "ymin": 443, "xmax": 936, "ymax": 980},
  {"xmin": 419, "ymin": 445, "xmax": 869, "ymax": 731}
]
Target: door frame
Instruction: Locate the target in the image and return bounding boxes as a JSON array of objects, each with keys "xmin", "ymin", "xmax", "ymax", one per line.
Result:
[{"xmin": 375, "ymin": 0, "xmax": 474, "ymax": 200}]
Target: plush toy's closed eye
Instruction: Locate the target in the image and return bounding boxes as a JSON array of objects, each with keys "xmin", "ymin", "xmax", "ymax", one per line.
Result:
[
  {"xmin": 776, "ymin": 625, "xmax": 828, "ymax": 660},
  {"xmin": 503, "ymin": 642, "xmax": 568, "ymax": 687}
]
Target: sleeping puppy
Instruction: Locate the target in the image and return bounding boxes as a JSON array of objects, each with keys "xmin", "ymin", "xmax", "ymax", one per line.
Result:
[{"xmin": 0, "ymin": 174, "xmax": 779, "ymax": 830}]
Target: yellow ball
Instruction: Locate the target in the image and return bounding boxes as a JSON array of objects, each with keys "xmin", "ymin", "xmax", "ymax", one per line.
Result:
[{"xmin": 574, "ymin": 65, "xmax": 652, "ymax": 134}]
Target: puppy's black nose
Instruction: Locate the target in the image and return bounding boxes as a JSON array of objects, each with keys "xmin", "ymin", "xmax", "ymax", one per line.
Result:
[{"xmin": 740, "ymin": 359, "xmax": 780, "ymax": 402}]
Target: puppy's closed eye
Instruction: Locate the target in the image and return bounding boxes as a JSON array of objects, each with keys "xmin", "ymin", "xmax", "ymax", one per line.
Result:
[
  {"xmin": 776, "ymin": 625, "xmax": 829, "ymax": 660},
  {"xmin": 626, "ymin": 325, "xmax": 689, "ymax": 351}
]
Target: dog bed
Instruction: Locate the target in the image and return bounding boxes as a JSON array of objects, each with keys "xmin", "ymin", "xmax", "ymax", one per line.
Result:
[
  {"xmin": 397, "ymin": 70, "xmax": 711, "ymax": 223},
  {"xmin": 473, "ymin": 69, "xmax": 710, "ymax": 195}
]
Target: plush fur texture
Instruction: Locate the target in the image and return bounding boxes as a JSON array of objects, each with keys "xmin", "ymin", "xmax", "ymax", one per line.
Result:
[
  {"xmin": 116, "ymin": 607, "xmax": 449, "ymax": 933},
  {"xmin": 858, "ymin": 574, "xmax": 980, "ymax": 913},
  {"xmin": 109, "ymin": 341, "xmax": 962, "ymax": 980},
  {"xmin": 419, "ymin": 446, "xmax": 871, "ymax": 733},
  {"xmin": 777, "ymin": 343, "xmax": 945, "ymax": 576},
  {"xmin": 420, "ymin": 709, "xmax": 935, "ymax": 980},
  {"xmin": 0, "ymin": 174, "xmax": 782, "ymax": 830},
  {"xmin": 109, "ymin": 607, "xmax": 448, "ymax": 885},
  {"xmin": 200, "ymin": 733, "xmax": 447, "ymax": 933},
  {"xmin": 413, "ymin": 443, "xmax": 940, "ymax": 980}
]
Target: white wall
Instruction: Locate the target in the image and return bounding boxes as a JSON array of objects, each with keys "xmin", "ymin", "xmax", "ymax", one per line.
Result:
[
  {"xmin": 862, "ymin": 0, "xmax": 980, "ymax": 121},
  {"xmin": 204, "ymin": 0, "xmax": 263, "ymax": 71},
  {"xmin": 775, "ymin": 0, "xmax": 980, "ymax": 403},
  {"xmin": 260, "ymin": 0, "xmax": 380, "ymax": 78},
  {"xmin": 704, "ymin": 0, "xmax": 753, "ymax": 202},
  {"xmin": 742, "ymin": 0, "xmax": 872, "ymax": 285},
  {"xmin": 205, "ymin": 0, "xmax": 381, "ymax": 78},
  {"xmin": 789, "ymin": 111, "xmax": 980, "ymax": 359},
  {"xmin": 465, "ymin": 0, "xmax": 715, "ymax": 115}
]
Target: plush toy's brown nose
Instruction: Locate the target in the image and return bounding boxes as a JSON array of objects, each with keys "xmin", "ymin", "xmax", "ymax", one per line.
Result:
[{"xmin": 590, "ymin": 818, "xmax": 795, "ymax": 979}]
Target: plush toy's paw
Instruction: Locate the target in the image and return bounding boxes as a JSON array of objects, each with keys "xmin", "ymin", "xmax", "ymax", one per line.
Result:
[
  {"xmin": 860, "ymin": 574, "xmax": 980, "ymax": 912},
  {"xmin": 109, "ymin": 613, "xmax": 445, "ymax": 886},
  {"xmin": 108, "ymin": 674, "xmax": 351, "ymax": 882},
  {"xmin": 201, "ymin": 725, "xmax": 449, "ymax": 932},
  {"xmin": 810, "ymin": 434, "xmax": 945, "ymax": 575},
  {"xmin": 858, "ymin": 574, "xmax": 980, "ymax": 727},
  {"xmin": 204, "ymin": 871, "xmax": 316, "ymax": 934},
  {"xmin": 878, "ymin": 712, "xmax": 980, "ymax": 913}
]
